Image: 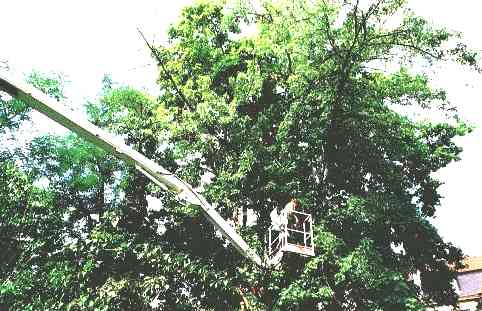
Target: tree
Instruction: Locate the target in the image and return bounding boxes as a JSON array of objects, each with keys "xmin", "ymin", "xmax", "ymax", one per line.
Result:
[
  {"xmin": 0, "ymin": 0, "xmax": 478, "ymax": 310},
  {"xmin": 0, "ymin": 72, "xmax": 77, "ymax": 310},
  {"xmin": 146, "ymin": 0, "xmax": 476, "ymax": 309}
]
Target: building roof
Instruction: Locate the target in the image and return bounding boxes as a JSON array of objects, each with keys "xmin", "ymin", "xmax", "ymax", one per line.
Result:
[
  {"xmin": 459, "ymin": 256, "xmax": 482, "ymax": 273},
  {"xmin": 457, "ymin": 256, "xmax": 482, "ymax": 302}
]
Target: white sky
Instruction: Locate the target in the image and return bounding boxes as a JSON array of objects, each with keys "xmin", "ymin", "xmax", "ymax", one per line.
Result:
[{"xmin": 0, "ymin": 1, "xmax": 481, "ymax": 255}]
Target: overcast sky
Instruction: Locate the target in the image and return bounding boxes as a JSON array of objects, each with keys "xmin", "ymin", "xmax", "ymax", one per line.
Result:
[{"xmin": 1, "ymin": 1, "xmax": 481, "ymax": 255}]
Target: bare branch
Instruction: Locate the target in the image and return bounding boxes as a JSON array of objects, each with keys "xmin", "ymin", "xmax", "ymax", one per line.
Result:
[
  {"xmin": 137, "ymin": 28, "xmax": 194, "ymax": 110},
  {"xmin": 0, "ymin": 60, "xmax": 9, "ymax": 71},
  {"xmin": 393, "ymin": 42, "xmax": 441, "ymax": 60}
]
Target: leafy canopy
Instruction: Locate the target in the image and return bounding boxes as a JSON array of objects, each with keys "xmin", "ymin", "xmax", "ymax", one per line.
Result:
[{"xmin": 0, "ymin": 0, "xmax": 479, "ymax": 310}]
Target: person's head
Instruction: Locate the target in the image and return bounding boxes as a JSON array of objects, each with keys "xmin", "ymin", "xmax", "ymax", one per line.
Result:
[{"xmin": 290, "ymin": 198, "xmax": 300, "ymax": 210}]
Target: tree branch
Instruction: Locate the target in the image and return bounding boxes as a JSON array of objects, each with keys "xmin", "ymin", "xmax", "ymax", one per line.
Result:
[
  {"xmin": 0, "ymin": 60, "xmax": 9, "ymax": 71},
  {"xmin": 137, "ymin": 28, "xmax": 194, "ymax": 111},
  {"xmin": 285, "ymin": 49, "xmax": 293, "ymax": 77},
  {"xmin": 238, "ymin": 288, "xmax": 251, "ymax": 311},
  {"xmin": 393, "ymin": 42, "xmax": 441, "ymax": 59}
]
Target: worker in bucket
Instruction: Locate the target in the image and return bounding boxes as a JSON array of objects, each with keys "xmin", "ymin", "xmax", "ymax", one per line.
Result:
[{"xmin": 270, "ymin": 198, "xmax": 301, "ymax": 229}]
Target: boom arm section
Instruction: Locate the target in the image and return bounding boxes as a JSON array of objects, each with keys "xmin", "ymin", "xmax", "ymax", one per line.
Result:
[{"xmin": 0, "ymin": 73, "xmax": 262, "ymax": 266}]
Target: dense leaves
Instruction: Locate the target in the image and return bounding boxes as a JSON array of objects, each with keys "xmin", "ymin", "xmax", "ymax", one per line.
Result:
[
  {"xmin": 0, "ymin": 0, "xmax": 478, "ymax": 310},
  {"xmin": 148, "ymin": 0, "xmax": 475, "ymax": 309}
]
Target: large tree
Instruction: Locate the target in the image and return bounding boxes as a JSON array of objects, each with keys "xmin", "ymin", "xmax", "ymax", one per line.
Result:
[
  {"xmin": 0, "ymin": 0, "xmax": 479, "ymax": 310},
  {"xmin": 148, "ymin": 0, "xmax": 477, "ymax": 309}
]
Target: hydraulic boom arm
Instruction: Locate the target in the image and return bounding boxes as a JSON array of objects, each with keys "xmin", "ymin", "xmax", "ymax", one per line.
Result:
[{"xmin": 0, "ymin": 73, "xmax": 263, "ymax": 266}]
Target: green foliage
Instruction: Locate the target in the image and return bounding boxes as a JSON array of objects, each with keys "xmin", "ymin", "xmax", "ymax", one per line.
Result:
[
  {"xmin": 0, "ymin": 92, "xmax": 29, "ymax": 134},
  {"xmin": 0, "ymin": 70, "xmax": 66, "ymax": 133},
  {"xmin": 0, "ymin": 0, "xmax": 478, "ymax": 310},
  {"xmin": 27, "ymin": 70, "xmax": 67, "ymax": 101},
  {"xmin": 147, "ymin": 0, "xmax": 475, "ymax": 309}
]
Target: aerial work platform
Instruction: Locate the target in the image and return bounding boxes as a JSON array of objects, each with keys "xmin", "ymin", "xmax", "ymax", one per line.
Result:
[{"xmin": 266, "ymin": 210, "xmax": 315, "ymax": 266}]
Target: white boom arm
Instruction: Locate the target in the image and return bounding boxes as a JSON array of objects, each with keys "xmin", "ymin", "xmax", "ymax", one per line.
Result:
[{"xmin": 0, "ymin": 73, "xmax": 262, "ymax": 266}]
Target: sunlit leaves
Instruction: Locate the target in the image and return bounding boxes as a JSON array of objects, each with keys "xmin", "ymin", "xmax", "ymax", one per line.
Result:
[{"xmin": 0, "ymin": 0, "xmax": 478, "ymax": 309}]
